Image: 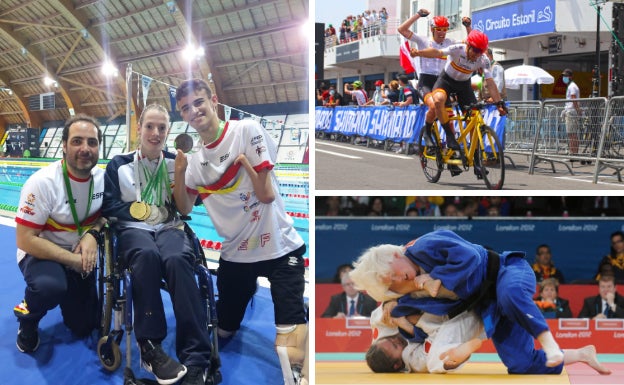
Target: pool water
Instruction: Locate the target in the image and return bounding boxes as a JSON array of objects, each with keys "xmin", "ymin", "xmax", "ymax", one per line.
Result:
[{"xmin": 0, "ymin": 160, "xmax": 309, "ymax": 258}]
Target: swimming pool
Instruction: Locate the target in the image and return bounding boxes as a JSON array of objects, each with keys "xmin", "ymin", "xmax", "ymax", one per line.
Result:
[{"xmin": 0, "ymin": 159, "xmax": 309, "ymax": 259}]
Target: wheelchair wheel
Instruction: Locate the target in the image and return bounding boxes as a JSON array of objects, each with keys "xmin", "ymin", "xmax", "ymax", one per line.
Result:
[
  {"xmin": 98, "ymin": 227, "xmax": 114, "ymax": 338},
  {"xmin": 97, "ymin": 335, "xmax": 122, "ymax": 372},
  {"xmin": 418, "ymin": 124, "xmax": 443, "ymax": 183},
  {"xmin": 476, "ymin": 125, "xmax": 505, "ymax": 190}
]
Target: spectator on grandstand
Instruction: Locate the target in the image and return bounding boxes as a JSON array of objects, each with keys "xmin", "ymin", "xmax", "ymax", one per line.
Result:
[
  {"xmin": 321, "ymin": 274, "xmax": 378, "ymax": 318},
  {"xmin": 443, "ymin": 202, "xmax": 463, "ymax": 217},
  {"xmin": 344, "ymin": 81, "xmax": 368, "ymax": 106},
  {"xmin": 405, "ymin": 196, "xmax": 441, "ymax": 216},
  {"xmin": 382, "ymin": 80, "xmax": 400, "ymax": 104},
  {"xmin": 405, "ymin": 207, "xmax": 419, "ymax": 216},
  {"xmin": 332, "ymin": 263, "xmax": 354, "ymax": 284},
  {"xmin": 511, "ymin": 196, "xmax": 550, "ymax": 217},
  {"xmin": 533, "ymin": 278, "xmax": 572, "ymax": 319},
  {"xmin": 379, "ymin": 7, "xmax": 388, "ymax": 34},
  {"xmin": 578, "ymin": 275, "xmax": 624, "ymax": 319},
  {"xmin": 367, "ymin": 197, "xmax": 388, "ymax": 216},
  {"xmin": 339, "ymin": 20, "xmax": 349, "ymax": 44},
  {"xmin": 562, "ymin": 69, "xmax": 581, "ymax": 162},
  {"xmin": 477, "ymin": 197, "xmax": 511, "ymax": 216},
  {"xmin": 461, "ymin": 198, "xmax": 479, "ymax": 218},
  {"xmin": 532, "ymin": 244, "xmax": 566, "ymax": 284},
  {"xmin": 594, "ymin": 230, "xmax": 624, "ymax": 282},
  {"xmin": 320, "ymin": 196, "xmax": 348, "ymax": 216}
]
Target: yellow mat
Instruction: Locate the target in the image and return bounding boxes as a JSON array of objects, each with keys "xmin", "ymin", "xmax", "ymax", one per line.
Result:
[{"xmin": 315, "ymin": 361, "xmax": 570, "ymax": 384}]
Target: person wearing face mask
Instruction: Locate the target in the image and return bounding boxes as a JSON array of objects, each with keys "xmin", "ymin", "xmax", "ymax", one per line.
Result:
[
  {"xmin": 325, "ymin": 85, "xmax": 344, "ymax": 107},
  {"xmin": 366, "ymin": 80, "xmax": 388, "ymax": 106},
  {"xmin": 562, "ymin": 69, "xmax": 582, "ymax": 162}
]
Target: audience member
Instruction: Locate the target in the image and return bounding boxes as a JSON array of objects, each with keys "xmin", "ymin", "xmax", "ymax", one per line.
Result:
[
  {"xmin": 332, "ymin": 263, "xmax": 354, "ymax": 284},
  {"xmin": 594, "ymin": 231, "xmax": 624, "ymax": 282},
  {"xmin": 393, "ymin": 75, "xmax": 417, "ymax": 107},
  {"xmin": 320, "ymin": 196, "xmax": 348, "ymax": 216},
  {"xmin": 367, "ymin": 197, "xmax": 387, "ymax": 216},
  {"xmin": 321, "ymin": 274, "xmax": 378, "ymax": 318},
  {"xmin": 382, "ymin": 80, "xmax": 400, "ymax": 104},
  {"xmin": 443, "ymin": 203, "xmax": 462, "ymax": 216},
  {"xmin": 532, "ymin": 244, "xmax": 565, "ymax": 284},
  {"xmin": 325, "ymin": 85, "xmax": 345, "ymax": 107},
  {"xmin": 481, "ymin": 48, "xmax": 506, "ymax": 102},
  {"xmin": 344, "ymin": 81, "xmax": 368, "ymax": 106},
  {"xmin": 477, "ymin": 196, "xmax": 510, "ymax": 216},
  {"xmin": 533, "ymin": 278, "xmax": 572, "ymax": 319},
  {"xmin": 405, "ymin": 196, "xmax": 441, "ymax": 216},
  {"xmin": 562, "ymin": 68, "xmax": 581, "ymax": 160},
  {"xmin": 578, "ymin": 275, "xmax": 624, "ymax": 319}
]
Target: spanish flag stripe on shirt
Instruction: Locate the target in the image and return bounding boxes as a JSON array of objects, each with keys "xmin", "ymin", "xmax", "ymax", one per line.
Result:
[
  {"xmin": 192, "ymin": 162, "xmax": 242, "ymax": 200},
  {"xmin": 15, "ymin": 211, "xmax": 101, "ymax": 233},
  {"xmin": 451, "ymin": 61, "xmax": 473, "ymax": 75}
]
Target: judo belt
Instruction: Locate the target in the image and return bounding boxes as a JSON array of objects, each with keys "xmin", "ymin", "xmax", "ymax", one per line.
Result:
[{"xmin": 447, "ymin": 250, "xmax": 500, "ymax": 319}]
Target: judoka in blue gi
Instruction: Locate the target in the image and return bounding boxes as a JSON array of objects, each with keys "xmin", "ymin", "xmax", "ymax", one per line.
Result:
[{"xmin": 350, "ymin": 229, "xmax": 611, "ymax": 375}]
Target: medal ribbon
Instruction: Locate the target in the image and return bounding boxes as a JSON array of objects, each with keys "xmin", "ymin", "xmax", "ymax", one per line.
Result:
[
  {"xmin": 134, "ymin": 150, "xmax": 171, "ymax": 206},
  {"xmin": 62, "ymin": 160, "xmax": 94, "ymax": 236}
]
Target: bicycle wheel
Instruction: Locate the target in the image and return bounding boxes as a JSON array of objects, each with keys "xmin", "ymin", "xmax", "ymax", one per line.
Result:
[
  {"xmin": 476, "ymin": 125, "xmax": 505, "ymax": 190},
  {"xmin": 418, "ymin": 124, "xmax": 443, "ymax": 183}
]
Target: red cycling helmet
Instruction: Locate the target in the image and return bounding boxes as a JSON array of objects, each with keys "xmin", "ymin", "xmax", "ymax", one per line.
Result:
[
  {"xmin": 466, "ymin": 30, "xmax": 489, "ymax": 53},
  {"xmin": 430, "ymin": 16, "xmax": 449, "ymax": 28}
]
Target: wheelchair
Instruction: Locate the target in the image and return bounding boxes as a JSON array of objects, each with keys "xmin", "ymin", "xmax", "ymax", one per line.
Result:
[{"xmin": 96, "ymin": 220, "xmax": 222, "ymax": 385}]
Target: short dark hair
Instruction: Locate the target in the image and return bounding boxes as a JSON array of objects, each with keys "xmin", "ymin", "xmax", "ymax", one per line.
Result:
[
  {"xmin": 562, "ymin": 68, "xmax": 573, "ymax": 77},
  {"xmin": 365, "ymin": 337, "xmax": 402, "ymax": 373},
  {"xmin": 62, "ymin": 113, "xmax": 102, "ymax": 144},
  {"xmin": 176, "ymin": 78, "xmax": 213, "ymax": 102},
  {"xmin": 398, "ymin": 75, "xmax": 409, "ymax": 84}
]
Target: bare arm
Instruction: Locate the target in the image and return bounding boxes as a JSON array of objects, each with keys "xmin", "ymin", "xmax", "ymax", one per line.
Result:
[
  {"xmin": 17, "ymin": 224, "xmax": 83, "ymax": 272},
  {"xmin": 173, "ymin": 149, "xmax": 197, "ymax": 215},
  {"xmin": 410, "ymin": 47, "xmax": 443, "ymax": 59},
  {"xmin": 235, "ymin": 154, "xmax": 275, "ymax": 204},
  {"xmin": 484, "ymin": 78, "xmax": 507, "ymax": 116}
]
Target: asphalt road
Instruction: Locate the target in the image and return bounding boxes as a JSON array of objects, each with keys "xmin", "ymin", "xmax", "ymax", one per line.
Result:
[{"xmin": 315, "ymin": 139, "xmax": 624, "ymax": 191}]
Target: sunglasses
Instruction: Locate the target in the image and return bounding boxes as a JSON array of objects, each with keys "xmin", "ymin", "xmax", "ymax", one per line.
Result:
[
  {"xmin": 469, "ymin": 45, "xmax": 484, "ymax": 55},
  {"xmin": 433, "ymin": 27, "xmax": 448, "ymax": 32}
]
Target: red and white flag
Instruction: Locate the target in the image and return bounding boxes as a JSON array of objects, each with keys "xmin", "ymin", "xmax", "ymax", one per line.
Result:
[{"xmin": 399, "ymin": 36, "xmax": 418, "ymax": 74}]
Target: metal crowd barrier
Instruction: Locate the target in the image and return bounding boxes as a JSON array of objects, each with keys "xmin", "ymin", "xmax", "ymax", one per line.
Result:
[{"xmin": 593, "ymin": 95, "xmax": 624, "ymax": 183}]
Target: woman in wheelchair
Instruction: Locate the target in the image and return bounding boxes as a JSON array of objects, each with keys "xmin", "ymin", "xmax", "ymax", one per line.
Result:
[{"xmin": 103, "ymin": 104, "xmax": 212, "ymax": 385}]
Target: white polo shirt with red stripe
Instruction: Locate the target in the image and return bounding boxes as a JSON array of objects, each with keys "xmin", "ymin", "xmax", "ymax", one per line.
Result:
[
  {"xmin": 184, "ymin": 119, "xmax": 304, "ymax": 263},
  {"xmin": 441, "ymin": 44, "xmax": 492, "ymax": 82},
  {"xmin": 15, "ymin": 160, "xmax": 104, "ymax": 263}
]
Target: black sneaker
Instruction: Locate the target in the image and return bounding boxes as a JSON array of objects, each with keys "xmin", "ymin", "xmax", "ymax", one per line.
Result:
[
  {"xmin": 445, "ymin": 136, "xmax": 461, "ymax": 151},
  {"xmin": 421, "ymin": 126, "xmax": 437, "ymax": 148},
  {"xmin": 180, "ymin": 365, "xmax": 208, "ymax": 385},
  {"xmin": 449, "ymin": 165, "xmax": 463, "ymax": 176},
  {"xmin": 16, "ymin": 321, "xmax": 40, "ymax": 353},
  {"xmin": 140, "ymin": 340, "xmax": 187, "ymax": 385}
]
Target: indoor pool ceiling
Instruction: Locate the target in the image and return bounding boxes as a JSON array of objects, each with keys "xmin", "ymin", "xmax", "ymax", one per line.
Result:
[{"xmin": 0, "ymin": 0, "xmax": 309, "ymax": 127}]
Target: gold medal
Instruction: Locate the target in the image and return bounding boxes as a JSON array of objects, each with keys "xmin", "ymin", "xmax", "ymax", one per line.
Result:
[
  {"xmin": 130, "ymin": 201, "xmax": 149, "ymax": 220},
  {"xmin": 139, "ymin": 203, "xmax": 152, "ymax": 221}
]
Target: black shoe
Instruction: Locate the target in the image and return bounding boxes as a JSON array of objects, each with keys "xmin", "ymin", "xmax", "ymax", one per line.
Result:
[
  {"xmin": 449, "ymin": 165, "xmax": 463, "ymax": 176},
  {"xmin": 140, "ymin": 340, "xmax": 187, "ymax": 385},
  {"xmin": 180, "ymin": 366, "xmax": 208, "ymax": 385},
  {"xmin": 473, "ymin": 166, "xmax": 489, "ymax": 180},
  {"xmin": 445, "ymin": 136, "xmax": 461, "ymax": 151},
  {"xmin": 16, "ymin": 321, "xmax": 40, "ymax": 353},
  {"xmin": 421, "ymin": 127, "xmax": 437, "ymax": 148}
]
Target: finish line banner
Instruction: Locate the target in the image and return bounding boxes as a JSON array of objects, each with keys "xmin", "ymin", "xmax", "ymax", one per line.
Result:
[{"xmin": 315, "ymin": 105, "xmax": 506, "ymax": 145}]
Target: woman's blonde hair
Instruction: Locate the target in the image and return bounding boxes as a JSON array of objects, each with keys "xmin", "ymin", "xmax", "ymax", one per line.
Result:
[
  {"xmin": 539, "ymin": 277, "xmax": 559, "ymax": 294},
  {"xmin": 350, "ymin": 244, "xmax": 405, "ymax": 302}
]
